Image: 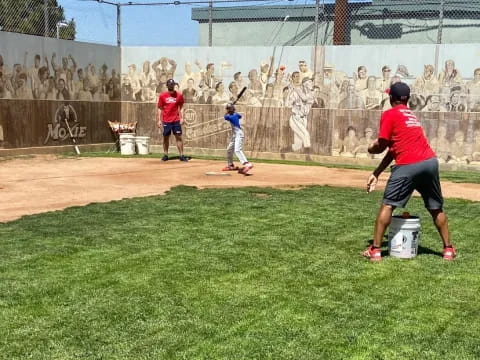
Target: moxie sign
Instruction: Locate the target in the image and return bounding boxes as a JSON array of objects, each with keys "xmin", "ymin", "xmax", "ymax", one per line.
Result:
[{"xmin": 44, "ymin": 104, "xmax": 87, "ymax": 144}]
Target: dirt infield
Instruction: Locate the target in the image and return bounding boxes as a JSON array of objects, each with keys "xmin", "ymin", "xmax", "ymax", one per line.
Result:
[{"xmin": 1, "ymin": 155, "xmax": 479, "ymax": 223}]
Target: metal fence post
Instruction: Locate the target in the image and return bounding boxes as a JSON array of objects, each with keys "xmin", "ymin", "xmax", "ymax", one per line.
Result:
[
  {"xmin": 44, "ymin": 0, "xmax": 49, "ymax": 37},
  {"xmin": 437, "ymin": 0, "xmax": 445, "ymax": 44},
  {"xmin": 208, "ymin": 0, "xmax": 213, "ymax": 47},
  {"xmin": 314, "ymin": 0, "xmax": 320, "ymax": 46},
  {"xmin": 117, "ymin": 4, "xmax": 121, "ymax": 47},
  {"xmin": 313, "ymin": 0, "xmax": 320, "ymax": 85},
  {"xmin": 434, "ymin": 0, "xmax": 445, "ymax": 77}
]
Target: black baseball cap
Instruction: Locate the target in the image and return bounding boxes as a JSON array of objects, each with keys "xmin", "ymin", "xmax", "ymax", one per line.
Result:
[
  {"xmin": 166, "ymin": 79, "xmax": 175, "ymax": 87},
  {"xmin": 389, "ymin": 82, "xmax": 410, "ymax": 101}
]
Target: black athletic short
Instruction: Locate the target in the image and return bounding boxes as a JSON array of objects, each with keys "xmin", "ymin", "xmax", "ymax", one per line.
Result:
[
  {"xmin": 383, "ymin": 157, "xmax": 444, "ymax": 210},
  {"xmin": 162, "ymin": 121, "xmax": 182, "ymax": 136}
]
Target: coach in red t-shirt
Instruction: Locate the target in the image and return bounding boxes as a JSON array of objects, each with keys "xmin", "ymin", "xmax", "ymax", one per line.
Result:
[
  {"xmin": 157, "ymin": 79, "xmax": 188, "ymax": 162},
  {"xmin": 363, "ymin": 82, "xmax": 455, "ymax": 261}
]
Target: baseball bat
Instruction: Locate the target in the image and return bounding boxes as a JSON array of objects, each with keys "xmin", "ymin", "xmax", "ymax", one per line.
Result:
[
  {"xmin": 232, "ymin": 86, "xmax": 247, "ymax": 105},
  {"xmin": 64, "ymin": 118, "xmax": 81, "ymax": 155}
]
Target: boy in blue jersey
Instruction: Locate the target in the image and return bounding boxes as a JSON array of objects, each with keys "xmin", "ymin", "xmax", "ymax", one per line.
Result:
[{"xmin": 222, "ymin": 103, "xmax": 253, "ymax": 174}]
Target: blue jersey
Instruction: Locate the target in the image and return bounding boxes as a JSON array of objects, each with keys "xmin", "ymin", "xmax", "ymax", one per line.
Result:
[{"xmin": 224, "ymin": 112, "xmax": 242, "ymax": 129}]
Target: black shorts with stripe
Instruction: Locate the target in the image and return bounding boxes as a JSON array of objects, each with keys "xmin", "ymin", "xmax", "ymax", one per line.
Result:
[{"xmin": 383, "ymin": 157, "xmax": 443, "ymax": 210}]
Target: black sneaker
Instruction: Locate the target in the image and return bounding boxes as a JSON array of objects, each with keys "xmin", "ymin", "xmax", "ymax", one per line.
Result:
[
  {"xmin": 161, "ymin": 154, "xmax": 169, "ymax": 161},
  {"xmin": 179, "ymin": 155, "xmax": 189, "ymax": 162}
]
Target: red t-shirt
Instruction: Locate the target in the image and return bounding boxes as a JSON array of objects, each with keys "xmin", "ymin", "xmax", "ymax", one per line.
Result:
[
  {"xmin": 157, "ymin": 91, "xmax": 184, "ymax": 123},
  {"xmin": 378, "ymin": 104, "xmax": 435, "ymax": 165}
]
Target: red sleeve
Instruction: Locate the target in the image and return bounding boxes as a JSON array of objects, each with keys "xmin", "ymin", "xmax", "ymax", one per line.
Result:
[
  {"xmin": 378, "ymin": 110, "xmax": 393, "ymax": 140},
  {"xmin": 157, "ymin": 93, "xmax": 164, "ymax": 108},
  {"xmin": 177, "ymin": 93, "xmax": 184, "ymax": 107}
]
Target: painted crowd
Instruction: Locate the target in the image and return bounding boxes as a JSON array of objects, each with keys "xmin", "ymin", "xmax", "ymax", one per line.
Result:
[
  {"xmin": 121, "ymin": 57, "xmax": 480, "ymax": 114},
  {"xmin": 0, "ymin": 52, "xmax": 121, "ymax": 101},
  {"xmin": 2, "ymin": 50, "xmax": 480, "ymax": 114},
  {"xmin": 1, "ymin": 50, "xmax": 480, "ymax": 165}
]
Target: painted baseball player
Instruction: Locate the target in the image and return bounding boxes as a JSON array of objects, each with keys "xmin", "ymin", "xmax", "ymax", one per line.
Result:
[
  {"xmin": 287, "ymin": 77, "xmax": 316, "ymax": 158},
  {"xmin": 222, "ymin": 103, "xmax": 253, "ymax": 174}
]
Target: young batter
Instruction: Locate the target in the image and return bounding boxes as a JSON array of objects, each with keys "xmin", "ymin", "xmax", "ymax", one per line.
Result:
[{"xmin": 222, "ymin": 103, "xmax": 253, "ymax": 174}]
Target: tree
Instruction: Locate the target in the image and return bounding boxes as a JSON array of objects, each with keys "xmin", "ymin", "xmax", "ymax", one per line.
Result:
[{"xmin": 0, "ymin": 0, "xmax": 76, "ymax": 40}]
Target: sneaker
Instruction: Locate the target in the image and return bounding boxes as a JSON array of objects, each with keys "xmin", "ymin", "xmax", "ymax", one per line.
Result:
[
  {"xmin": 179, "ymin": 155, "xmax": 189, "ymax": 162},
  {"xmin": 362, "ymin": 245, "xmax": 382, "ymax": 262},
  {"xmin": 161, "ymin": 154, "xmax": 169, "ymax": 161},
  {"xmin": 443, "ymin": 246, "xmax": 456, "ymax": 261},
  {"xmin": 240, "ymin": 162, "xmax": 253, "ymax": 174},
  {"xmin": 222, "ymin": 164, "xmax": 239, "ymax": 171}
]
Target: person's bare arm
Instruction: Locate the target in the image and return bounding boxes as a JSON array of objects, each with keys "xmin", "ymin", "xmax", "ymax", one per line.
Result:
[
  {"xmin": 51, "ymin": 53, "xmax": 59, "ymax": 72},
  {"xmin": 366, "ymin": 150, "xmax": 394, "ymax": 193},
  {"xmin": 152, "ymin": 59, "xmax": 161, "ymax": 71},
  {"xmin": 267, "ymin": 55, "xmax": 274, "ymax": 78},
  {"xmin": 178, "ymin": 104, "xmax": 184, "ymax": 125},
  {"xmin": 168, "ymin": 59, "xmax": 177, "ymax": 74},
  {"xmin": 23, "ymin": 51, "xmax": 28, "ymax": 72},
  {"xmin": 69, "ymin": 54, "xmax": 77, "ymax": 74},
  {"xmin": 157, "ymin": 108, "xmax": 163, "ymax": 127}
]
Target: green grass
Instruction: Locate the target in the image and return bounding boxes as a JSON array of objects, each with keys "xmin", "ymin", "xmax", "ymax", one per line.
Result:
[
  {"xmin": 73, "ymin": 151, "xmax": 480, "ymax": 184},
  {"xmin": 1, "ymin": 185, "xmax": 479, "ymax": 359}
]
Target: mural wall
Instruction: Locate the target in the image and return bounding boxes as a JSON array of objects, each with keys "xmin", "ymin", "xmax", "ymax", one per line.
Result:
[
  {"xmin": 1, "ymin": 32, "xmax": 480, "ymax": 168},
  {"xmin": 121, "ymin": 44, "xmax": 480, "ymax": 114},
  {"xmin": 131, "ymin": 104, "xmax": 480, "ymax": 167},
  {"xmin": 0, "ymin": 32, "xmax": 121, "ymax": 103}
]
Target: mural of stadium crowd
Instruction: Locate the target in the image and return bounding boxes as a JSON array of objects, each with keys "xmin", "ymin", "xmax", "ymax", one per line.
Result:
[
  {"xmin": 2, "ymin": 48, "xmax": 479, "ymax": 113},
  {"xmin": 1, "ymin": 39, "xmax": 479, "ymax": 166},
  {"xmin": 120, "ymin": 56, "xmax": 480, "ymax": 113},
  {"xmin": 0, "ymin": 51, "xmax": 121, "ymax": 101},
  {"xmin": 119, "ymin": 55, "xmax": 480, "ymax": 165}
]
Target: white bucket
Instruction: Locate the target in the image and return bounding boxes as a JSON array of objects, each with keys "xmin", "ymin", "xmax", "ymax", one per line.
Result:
[
  {"xmin": 119, "ymin": 133, "xmax": 136, "ymax": 155},
  {"xmin": 388, "ymin": 215, "xmax": 421, "ymax": 259},
  {"xmin": 135, "ymin": 136, "xmax": 151, "ymax": 155}
]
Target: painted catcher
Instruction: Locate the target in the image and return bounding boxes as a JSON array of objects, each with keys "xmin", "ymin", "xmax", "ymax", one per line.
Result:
[{"xmin": 222, "ymin": 103, "xmax": 253, "ymax": 174}]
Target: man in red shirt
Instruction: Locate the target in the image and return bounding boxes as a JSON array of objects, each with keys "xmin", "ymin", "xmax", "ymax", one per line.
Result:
[
  {"xmin": 363, "ymin": 82, "xmax": 455, "ymax": 261},
  {"xmin": 157, "ymin": 78, "xmax": 188, "ymax": 161}
]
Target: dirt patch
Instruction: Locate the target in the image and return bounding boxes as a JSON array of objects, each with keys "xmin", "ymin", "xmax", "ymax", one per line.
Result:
[{"xmin": 1, "ymin": 155, "xmax": 479, "ymax": 223}]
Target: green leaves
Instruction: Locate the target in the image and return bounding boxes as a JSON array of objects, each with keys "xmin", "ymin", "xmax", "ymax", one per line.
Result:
[{"xmin": 0, "ymin": 0, "xmax": 76, "ymax": 39}]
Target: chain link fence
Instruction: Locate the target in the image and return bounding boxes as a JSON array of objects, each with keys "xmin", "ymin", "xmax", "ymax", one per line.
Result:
[
  {"xmin": 0, "ymin": 0, "xmax": 117, "ymax": 45},
  {"xmin": 190, "ymin": 0, "xmax": 480, "ymax": 46},
  {"xmin": 2, "ymin": 1, "xmax": 480, "ymax": 47}
]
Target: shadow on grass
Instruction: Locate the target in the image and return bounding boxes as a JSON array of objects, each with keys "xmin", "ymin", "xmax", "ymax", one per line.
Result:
[{"xmin": 417, "ymin": 245, "xmax": 443, "ymax": 257}]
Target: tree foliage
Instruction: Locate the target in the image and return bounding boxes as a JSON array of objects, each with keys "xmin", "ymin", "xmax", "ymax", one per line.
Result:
[{"xmin": 0, "ymin": 0, "xmax": 76, "ymax": 40}]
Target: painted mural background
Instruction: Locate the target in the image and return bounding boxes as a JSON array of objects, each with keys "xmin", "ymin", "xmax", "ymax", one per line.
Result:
[{"xmin": 1, "ymin": 32, "xmax": 480, "ymax": 167}]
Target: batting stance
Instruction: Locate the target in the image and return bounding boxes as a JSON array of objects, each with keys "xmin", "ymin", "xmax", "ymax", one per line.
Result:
[
  {"xmin": 287, "ymin": 77, "xmax": 315, "ymax": 156},
  {"xmin": 364, "ymin": 82, "xmax": 455, "ymax": 261},
  {"xmin": 222, "ymin": 103, "xmax": 253, "ymax": 175}
]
